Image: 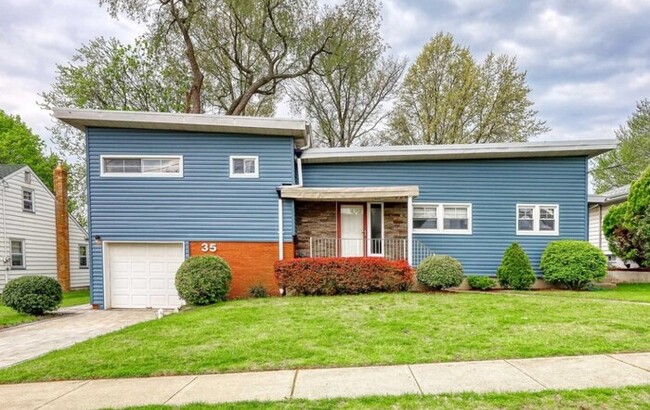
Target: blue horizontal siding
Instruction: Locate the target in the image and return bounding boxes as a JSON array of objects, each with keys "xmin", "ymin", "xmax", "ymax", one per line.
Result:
[
  {"xmin": 87, "ymin": 128, "xmax": 296, "ymax": 307},
  {"xmin": 302, "ymin": 157, "xmax": 588, "ymax": 275}
]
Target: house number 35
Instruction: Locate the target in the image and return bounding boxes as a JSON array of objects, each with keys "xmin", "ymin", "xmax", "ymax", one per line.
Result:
[{"xmin": 201, "ymin": 243, "xmax": 217, "ymax": 252}]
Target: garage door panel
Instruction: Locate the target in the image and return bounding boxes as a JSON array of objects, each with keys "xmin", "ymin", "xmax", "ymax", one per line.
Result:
[{"xmin": 108, "ymin": 243, "xmax": 184, "ymax": 309}]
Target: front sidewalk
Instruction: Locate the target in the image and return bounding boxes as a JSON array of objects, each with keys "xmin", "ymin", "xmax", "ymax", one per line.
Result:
[{"xmin": 1, "ymin": 352, "xmax": 649, "ymax": 409}]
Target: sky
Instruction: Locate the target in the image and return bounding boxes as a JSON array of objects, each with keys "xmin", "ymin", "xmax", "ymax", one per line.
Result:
[{"xmin": 1, "ymin": 0, "xmax": 649, "ymax": 150}]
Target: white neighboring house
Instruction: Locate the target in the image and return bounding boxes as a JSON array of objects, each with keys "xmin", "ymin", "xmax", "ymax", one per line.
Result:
[
  {"xmin": 0, "ymin": 164, "xmax": 89, "ymax": 291},
  {"xmin": 588, "ymin": 185, "xmax": 633, "ymax": 268}
]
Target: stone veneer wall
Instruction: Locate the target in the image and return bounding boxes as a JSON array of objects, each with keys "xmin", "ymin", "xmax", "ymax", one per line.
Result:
[{"xmin": 294, "ymin": 201, "xmax": 408, "ymax": 258}]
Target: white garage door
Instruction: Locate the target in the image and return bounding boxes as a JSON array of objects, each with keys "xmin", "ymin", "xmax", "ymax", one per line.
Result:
[{"xmin": 108, "ymin": 243, "xmax": 184, "ymax": 309}]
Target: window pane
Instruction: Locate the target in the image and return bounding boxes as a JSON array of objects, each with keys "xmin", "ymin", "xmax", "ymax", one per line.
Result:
[
  {"xmin": 443, "ymin": 206, "xmax": 469, "ymax": 230},
  {"xmin": 444, "ymin": 207, "xmax": 468, "ymax": 219},
  {"xmin": 11, "ymin": 241, "xmax": 22, "ymax": 253},
  {"xmin": 518, "ymin": 219, "xmax": 534, "ymax": 231},
  {"xmin": 444, "ymin": 218, "xmax": 468, "ymax": 230},
  {"xmin": 413, "ymin": 218, "xmax": 437, "ymax": 230},
  {"xmin": 123, "ymin": 159, "xmax": 141, "ymax": 173},
  {"xmin": 243, "ymin": 158, "xmax": 256, "ymax": 174},
  {"xmin": 104, "ymin": 158, "xmax": 124, "ymax": 173},
  {"xmin": 414, "ymin": 206, "xmax": 436, "ymax": 219},
  {"xmin": 518, "ymin": 207, "xmax": 534, "ymax": 220},
  {"xmin": 370, "ymin": 204, "xmax": 382, "ymax": 254},
  {"xmin": 79, "ymin": 246, "xmax": 87, "ymax": 257},
  {"xmin": 540, "ymin": 207, "xmax": 555, "ymax": 220},
  {"xmin": 12, "ymin": 255, "xmax": 23, "ymax": 267},
  {"xmin": 233, "ymin": 158, "xmax": 244, "ymax": 174},
  {"xmin": 161, "ymin": 158, "xmax": 180, "ymax": 173},
  {"xmin": 540, "ymin": 219, "xmax": 555, "ymax": 231},
  {"xmin": 142, "ymin": 159, "xmax": 162, "ymax": 173}
]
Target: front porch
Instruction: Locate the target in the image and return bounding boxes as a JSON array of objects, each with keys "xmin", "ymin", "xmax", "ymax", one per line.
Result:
[{"xmin": 283, "ymin": 186, "xmax": 434, "ymax": 265}]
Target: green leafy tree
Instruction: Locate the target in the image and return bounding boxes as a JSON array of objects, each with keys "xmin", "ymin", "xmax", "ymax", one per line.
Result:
[
  {"xmin": 592, "ymin": 99, "xmax": 650, "ymax": 193},
  {"xmin": 290, "ymin": 0, "xmax": 406, "ymax": 147},
  {"xmin": 603, "ymin": 165, "xmax": 650, "ymax": 267},
  {"xmin": 496, "ymin": 242, "xmax": 536, "ymax": 290},
  {"xmin": 386, "ymin": 32, "xmax": 548, "ymax": 145},
  {"xmin": 0, "ymin": 110, "xmax": 58, "ymax": 189}
]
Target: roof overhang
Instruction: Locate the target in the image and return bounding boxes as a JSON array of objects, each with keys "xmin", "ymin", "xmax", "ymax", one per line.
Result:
[
  {"xmin": 588, "ymin": 194, "xmax": 628, "ymax": 205},
  {"xmin": 52, "ymin": 108, "xmax": 310, "ymax": 146},
  {"xmin": 301, "ymin": 140, "xmax": 617, "ymax": 164},
  {"xmin": 280, "ymin": 186, "xmax": 419, "ymax": 202}
]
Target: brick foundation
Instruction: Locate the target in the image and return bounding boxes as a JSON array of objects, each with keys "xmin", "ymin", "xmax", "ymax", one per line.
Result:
[{"xmin": 189, "ymin": 242, "xmax": 294, "ymax": 298}]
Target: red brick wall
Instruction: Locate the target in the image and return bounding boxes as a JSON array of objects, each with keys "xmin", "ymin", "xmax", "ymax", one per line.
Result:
[{"xmin": 189, "ymin": 241, "xmax": 293, "ymax": 298}]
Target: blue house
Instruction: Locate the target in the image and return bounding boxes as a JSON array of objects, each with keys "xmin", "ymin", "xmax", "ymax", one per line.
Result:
[{"xmin": 54, "ymin": 108, "xmax": 615, "ymax": 309}]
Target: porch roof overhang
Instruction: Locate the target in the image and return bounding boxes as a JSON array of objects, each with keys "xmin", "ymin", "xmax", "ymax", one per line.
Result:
[{"xmin": 279, "ymin": 186, "xmax": 419, "ymax": 202}]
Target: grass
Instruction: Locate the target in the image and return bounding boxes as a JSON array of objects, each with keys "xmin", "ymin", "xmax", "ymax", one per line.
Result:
[
  {"xmin": 0, "ymin": 291, "xmax": 648, "ymax": 384},
  {"xmin": 0, "ymin": 289, "xmax": 90, "ymax": 328},
  {"xmin": 127, "ymin": 385, "xmax": 650, "ymax": 409},
  {"xmin": 519, "ymin": 283, "xmax": 650, "ymax": 303}
]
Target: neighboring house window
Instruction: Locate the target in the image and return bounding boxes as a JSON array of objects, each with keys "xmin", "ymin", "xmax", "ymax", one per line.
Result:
[
  {"xmin": 229, "ymin": 156, "xmax": 259, "ymax": 178},
  {"xmin": 10, "ymin": 239, "xmax": 25, "ymax": 269},
  {"xmin": 24, "ymin": 171, "xmax": 31, "ymax": 184},
  {"xmin": 79, "ymin": 245, "xmax": 89, "ymax": 269},
  {"xmin": 22, "ymin": 189, "xmax": 34, "ymax": 212},
  {"xmin": 413, "ymin": 203, "xmax": 472, "ymax": 234},
  {"xmin": 516, "ymin": 204, "xmax": 559, "ymax": 235},
  {"xmin": 101, "ymin": 156, "xmax": 183, "ymax": 177}
]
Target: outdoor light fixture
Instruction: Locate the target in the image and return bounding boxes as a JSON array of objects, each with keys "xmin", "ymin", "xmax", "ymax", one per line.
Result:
[{"xmin": 94, "ymin": 235, "xmax": 102, "ymax": 245}]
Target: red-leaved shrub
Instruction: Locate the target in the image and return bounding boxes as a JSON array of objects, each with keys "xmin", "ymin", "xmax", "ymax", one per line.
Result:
[{"xmin": 274, "ymin": 257, "xmax": 414, "ymax": 296}]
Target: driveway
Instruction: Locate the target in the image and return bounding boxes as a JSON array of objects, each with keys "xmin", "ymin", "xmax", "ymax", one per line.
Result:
[{"xmin": 0, "ymin": 307, "xmax": 155, "ymax": 368}]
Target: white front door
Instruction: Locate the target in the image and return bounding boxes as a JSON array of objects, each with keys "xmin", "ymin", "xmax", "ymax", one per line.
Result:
[
  {"xmin": 340, "ymin": 205, "xmax": 365, "ymax": 256},
  {"xmin": 107, "ymin": 243, "xmax": 184, "ymax": 309}
]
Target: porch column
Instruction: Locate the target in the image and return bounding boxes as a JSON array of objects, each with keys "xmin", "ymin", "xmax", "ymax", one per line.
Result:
[
  {"xmin": 407, "ymin": 196, "xmax": 413, "ymax": 266},
  {"xmin": 278, "ymin": 198, "xmax": 284, "ymax": 260}
]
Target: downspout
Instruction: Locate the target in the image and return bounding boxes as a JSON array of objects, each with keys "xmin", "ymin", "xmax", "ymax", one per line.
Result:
[
  {"xmin": 1, "ymin": 178, "xmax": 9, "ymax": 285},
  {"xmin": 407, "ymin": 196, "xmax": 413, "ymax": 266},
  {"xmin": 278, "ymin": 197, "xmax": 284, "ymax": 260}
]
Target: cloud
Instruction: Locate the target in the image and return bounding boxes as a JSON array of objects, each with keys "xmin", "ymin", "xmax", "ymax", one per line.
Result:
[{"xmin": 0, "ymin": 0, "xmax": 649, "ymax": 148}]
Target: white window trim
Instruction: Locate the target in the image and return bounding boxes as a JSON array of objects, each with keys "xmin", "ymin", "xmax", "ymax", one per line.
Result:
[
  {"xmin": 366, "ymin": 202, "xmax": 385, "ymax": 256},
  {"xmin": 516, "ymin": 204, "xmax": 560, "ymax": 236},
  {"xmin": 100, "ymin": 155, "xmax": 184, "ymax": 177},
  {"xmin": 10, "ymin": 238, "xmax": 26, "ymax": 270},
  {"xmin": 22, "ymin": 188, "xmax": 35, "ymax": 212},
  {"xmin": 413, "ymin": 203, "xmax": 473, "ymax": 235},
  {"xmin": 79, "ymin": 244, "xmax": 89, "ymax": 269},
  {"xmin": 229, "ymin": 155, "xmax": 259, "ymax": 178}
]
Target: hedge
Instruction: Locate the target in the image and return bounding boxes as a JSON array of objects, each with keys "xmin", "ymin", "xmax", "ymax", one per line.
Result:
[
  {"xmin": 466, "ymin": 275, "xmax": 496, "ymax": 291},
  {"xmin": 274, "ymin": 257, "xmax": 414, "ymax": 296}
]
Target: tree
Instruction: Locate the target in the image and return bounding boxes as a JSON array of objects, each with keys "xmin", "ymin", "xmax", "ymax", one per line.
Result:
[
  {"xmin": 100, "ymin": 0, "xmax": 346, "ymax": 115},
  {"xmin": 289, "ymin": 0, "xmax": 406, "ymax": 147},
  {"xmin": 603, "ymin": 165, "xmax": 650, "ymax": 267},
  {"xmin": 591, "ymin": 99, "xmax": 650, "ymax": 193},
  {"xmin": 40, "ymin": 36, "xmax": 190, "ymax": 224},
  {"xmin": 0, "ymin": 110, "xmax": 58, "ymax": 190},
  {"xmin": 386, "ymin": 32, "xmax": 548, "ymax": 145}
]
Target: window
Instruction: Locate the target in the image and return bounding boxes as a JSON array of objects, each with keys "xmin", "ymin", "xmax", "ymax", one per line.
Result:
[
  {"xmin": 24, "ymin": 171, "xmax": 31, "ymax": 184},
  {"xmin": 368, "ymin": 203, "xmax": 384, "ymax": 255},
  {"xmin": 516, "ymin": 204, "xmax": 559, "ymax": 235},
  {"xmin": 79, "ymin": 245, "xmax": 89, "ymax": 269},
  {"xmin": 10, "ymin": 239, "xmax": 25, "ymax": 269},
  {"xmin": 101, "ymin": 156, "xmax": 182, "ymax": 177},
  {"xmin": 22, "ymin": 189, "xmax": 34, "ymax": 212},
  {"xmin": 413, "ymin": 203, "xmax": 472, "ymax": 234},
  {"xmin": 229, "ymin": 156, "xmax": 259, "ymax": 178}
]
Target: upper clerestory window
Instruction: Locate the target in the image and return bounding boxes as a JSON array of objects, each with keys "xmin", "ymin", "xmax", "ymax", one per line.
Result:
[{"xmin": 100, "ymin": 156, "xmax": 183, "ymax": 177}]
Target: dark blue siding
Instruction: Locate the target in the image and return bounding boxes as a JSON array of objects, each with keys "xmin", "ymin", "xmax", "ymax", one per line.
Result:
[
  {"xmin": 302, "ymin": 157, "xmax": 588, "ymax": 275},
  {"xmin": 87, "ymin": 128, "xmax": 295, "ymax": 307}
]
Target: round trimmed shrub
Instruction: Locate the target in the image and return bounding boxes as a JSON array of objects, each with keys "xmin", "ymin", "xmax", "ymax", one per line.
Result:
[
  {"xmin": 466, "ymin": 275, "xmax": 496, "ymax": 291},
  {"xmin": 496, "ymin": 243, "xmax": 536, "ymax": 290},
  {"xmin": 175, "ymin": 255, "xmax": 232, "ymax": 305},
  {"xmin": 248, "ymin": 284, "xmax": 268, "ymax": 298},
  {"xmin": 541, "ymin": 240, "xmax": 607, "ymax": 290},
  {"xmin": 2, "ymin": 276, "xmax": 62, "ymax": 315},
  {"xmin": 416, "ymin": 255, "xmax": 464, "ymax": 290}
]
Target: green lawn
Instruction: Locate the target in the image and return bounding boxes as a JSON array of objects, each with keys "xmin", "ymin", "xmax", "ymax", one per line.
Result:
[
  {"xmin": 129, "ymin": 385, "xmax": 650, "ymax": 410},
  {"xmin": 520, "ymin": 283, "xmax": 650, "ymax": 303},
  {"xmin": 0, "ymin": 289, "xmax": 90, "ymax": 328},
  {"xmin": 0, "ymin": 291, "xmax": 648, "ymax": 383}
]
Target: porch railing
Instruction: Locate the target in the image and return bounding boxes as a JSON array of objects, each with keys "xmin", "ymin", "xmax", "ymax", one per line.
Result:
[{"xmin": 309, "ymin": 237, "xmax": 435, "ymax": 266}]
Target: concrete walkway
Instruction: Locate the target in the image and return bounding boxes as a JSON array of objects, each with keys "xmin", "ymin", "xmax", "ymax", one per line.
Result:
[
  {"xmin": 1, "ymin": 352, "xmax": 648, "ymax": 409},
  {"xmin": 0, "ymin": 307, "xmax": 155, "ymax": 368}
]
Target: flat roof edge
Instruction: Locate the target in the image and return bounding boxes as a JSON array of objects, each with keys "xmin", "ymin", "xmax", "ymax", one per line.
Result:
[{"xmin": 52, "ymin": 108, "xmax": 309, "ymax": 139}]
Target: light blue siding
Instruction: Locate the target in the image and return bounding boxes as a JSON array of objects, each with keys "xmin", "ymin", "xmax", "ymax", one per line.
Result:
[
  {"xmin": 302, "ymin": 157, "xmax": 588, "ymax": 275},
  {"xmin": 87, "ymin": 128, "xmax": 296, "ymax": 307}
]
